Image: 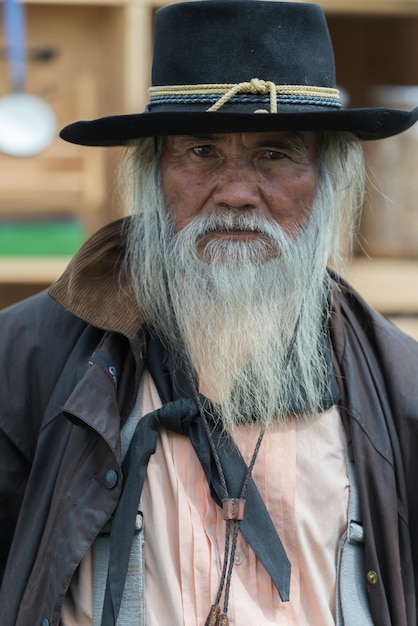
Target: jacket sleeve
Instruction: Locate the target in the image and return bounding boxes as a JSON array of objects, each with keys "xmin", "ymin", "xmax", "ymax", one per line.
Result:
[
  {"xmin": 0, "ymin": 431, "xmax": 30, "ymax": 583},
  {"xmin": 332, "ymin": 280, "xmax": 418, "ymax": 626},
  {"xmin": 0, "ymin": 291, "xmax": 95, "ymax": 585}
]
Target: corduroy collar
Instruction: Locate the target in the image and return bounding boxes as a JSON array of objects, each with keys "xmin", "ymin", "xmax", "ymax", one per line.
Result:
[{"xmin": 48, "ymin": 217, "xmax": 143, "ymax": 339}]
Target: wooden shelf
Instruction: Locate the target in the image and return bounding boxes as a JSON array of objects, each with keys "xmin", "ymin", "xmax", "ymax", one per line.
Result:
[
  {"xmin": 0, "ymin": 257, "xmax": 70, "ymax": 284},
  {"xmin": 343, "ymin": 258, "xmax": 418, "ymax": 340},
  {"xmin": 0, "ymin": 257, "xmax": 70, "ymax": 308},
  {"xmin": 344, "ymin": 258, "xmax": 418, "ymax": 315}
]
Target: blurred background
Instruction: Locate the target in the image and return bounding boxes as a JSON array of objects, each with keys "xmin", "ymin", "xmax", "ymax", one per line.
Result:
[{"xmin": 0, "ymin": 0, "xmax": 417, "ymax": 339}]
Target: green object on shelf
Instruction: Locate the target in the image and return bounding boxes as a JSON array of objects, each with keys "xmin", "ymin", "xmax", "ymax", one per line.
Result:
[{"xmin": 0, "ymin": 220, "xmax": 87, "ymax": 256}]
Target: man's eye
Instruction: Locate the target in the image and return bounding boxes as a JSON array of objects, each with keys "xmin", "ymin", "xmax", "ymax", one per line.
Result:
[
  {"xmin": 265, "ymin": 150, "xmax": 285, "ymax": 160},
  {"xmin": 193, "ymin": 145, "xmax": 213, "ymax": 157}
]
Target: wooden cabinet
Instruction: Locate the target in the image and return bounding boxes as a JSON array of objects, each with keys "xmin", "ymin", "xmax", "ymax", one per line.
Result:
[
  {"xmin": 1, "ymin": 0, "xmax": 418, "ymax": 340},
  {"xmin": 0, "ymin": 3, "xmax": 127, "ymax": 227},
  {"xmin": 0, "ymin": 0, "xmax": 142, "ymax": 307}
]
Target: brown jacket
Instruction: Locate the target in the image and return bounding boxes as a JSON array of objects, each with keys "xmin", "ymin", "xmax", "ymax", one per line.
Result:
[{"xmin": 0, "ymin": 219, "xmax": 417, "ymax": 626}]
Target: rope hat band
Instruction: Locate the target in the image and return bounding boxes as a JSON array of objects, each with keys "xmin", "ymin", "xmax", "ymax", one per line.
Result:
[
  {"xmin": 148, "ymin": 80, "xmax": 342, "ymax": 114},
  {"xmin": 60, "ymin": 0, "xmax": 418, "ymax": 146}
]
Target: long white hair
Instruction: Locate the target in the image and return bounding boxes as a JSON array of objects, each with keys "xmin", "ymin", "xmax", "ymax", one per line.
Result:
[{"xmin": 121, "ymin": 133, "xmax": 365, "ymax": 428}]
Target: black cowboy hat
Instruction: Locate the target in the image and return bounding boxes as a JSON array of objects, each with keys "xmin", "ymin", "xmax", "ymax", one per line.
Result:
[{"xmin": 60, "ymin": 0, "xmax": 418, "ymax": 146}]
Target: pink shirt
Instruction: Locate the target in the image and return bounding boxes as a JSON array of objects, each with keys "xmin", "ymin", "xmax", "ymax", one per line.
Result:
[
  {"xmin": 141, "ymin": 371, "xmax": 349, "ymax": 626},
  {"xmin": 62, "ymin": 370, "xmax": 349, "ymax": 625}
]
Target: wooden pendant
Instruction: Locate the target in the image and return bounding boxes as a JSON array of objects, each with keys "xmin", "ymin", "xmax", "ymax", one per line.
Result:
[{"xmin": 222, "ymin": 498, "xmax": 246, "ymax": 521}]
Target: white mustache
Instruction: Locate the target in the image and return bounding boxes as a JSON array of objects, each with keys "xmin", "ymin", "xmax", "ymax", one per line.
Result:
[{"xmin": 177, "ymin": 211, "xmax": 286, "ymax": 240}]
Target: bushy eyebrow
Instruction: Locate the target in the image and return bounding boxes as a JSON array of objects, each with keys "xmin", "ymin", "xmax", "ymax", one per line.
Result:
[
  {"xmin": 255, "ymin": 138, "xmax": 299, "ymax": 150},
  {"xmin": 170, "ymin": 133, "xmax": 315, "ymax": 158},
  {"xmin": 252, "ymin": 133, "xmax": 311, "ymax": 151},
  {"xmin": 180, "ymin": 134, "xmax": 220, "ymax": 143},
  {"xmin": 168, "ymin": 135, "xmax": 219, "ymax": 152}
]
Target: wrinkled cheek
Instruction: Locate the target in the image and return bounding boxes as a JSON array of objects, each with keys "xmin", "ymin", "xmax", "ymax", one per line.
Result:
[
  {"xmin": 164, "ymin": 196, "xmax": 194, "ymax": 233},
  {"xmin": 164, "ymin": 187, "xmax": 206, "ymax": 233},
  {"xmin": 281, "ymin": 188, "xmax": 317, "ymax": 237}
]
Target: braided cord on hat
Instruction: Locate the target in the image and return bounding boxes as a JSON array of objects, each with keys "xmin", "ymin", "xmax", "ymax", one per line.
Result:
[
  {"xmin": 207, "ymin": 79, "xmax": 278, "ymax": 112},
  {"xmin": 149, "ymin": 79, "xmax": 341, "ymax": 112}
]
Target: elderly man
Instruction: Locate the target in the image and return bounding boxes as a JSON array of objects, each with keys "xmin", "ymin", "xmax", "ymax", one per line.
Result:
[{"xmin": 1, "ymin": 1, "xmax": 418, "ymax": 625}]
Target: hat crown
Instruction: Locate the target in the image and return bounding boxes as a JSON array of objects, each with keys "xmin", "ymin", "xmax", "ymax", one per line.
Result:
[
  {"xmin": 59, "ymin": 0, "xmax": 418, "ymax": 146},
  {"xmin": 152, "ymin": 1, "xmax": 336, "ymax": 89}
]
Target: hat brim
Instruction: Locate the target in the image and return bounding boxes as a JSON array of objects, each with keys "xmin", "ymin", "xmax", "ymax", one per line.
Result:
[{"xmin": 60, "ymin": 107, "xmax": 418, "ymax": 146}]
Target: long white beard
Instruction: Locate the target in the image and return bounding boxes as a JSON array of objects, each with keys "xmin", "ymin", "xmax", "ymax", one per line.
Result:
[{"xmin": 127, "ymin": 172, "xmax": 335, "ymax": 431}]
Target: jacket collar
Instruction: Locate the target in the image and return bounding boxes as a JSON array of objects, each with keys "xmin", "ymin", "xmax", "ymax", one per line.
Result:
[{"xmin": 48, "ymin": 217, "xmax": 143, "ymax": 339}]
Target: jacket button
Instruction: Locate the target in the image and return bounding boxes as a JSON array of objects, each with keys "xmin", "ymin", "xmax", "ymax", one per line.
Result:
[
  {"xmin": 40, "ymin": 619, "xmax": 50, "ymax": 626},
  {"xmin": 104, "ymin": 469, "xmax": 118, "ymax": 489},
  {"xmin": 367, "ymin": 570, "xmax": 378, "ymax": 585}
]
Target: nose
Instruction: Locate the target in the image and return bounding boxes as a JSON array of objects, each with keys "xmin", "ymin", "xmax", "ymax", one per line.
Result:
[{"xmin": 212, "ymin": 157, "xmax": 261, "ymax": 210}]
